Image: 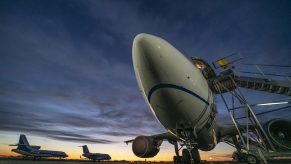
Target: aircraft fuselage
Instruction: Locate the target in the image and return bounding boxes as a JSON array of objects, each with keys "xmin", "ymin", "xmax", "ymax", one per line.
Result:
[
  {"xmin": 132, "ymin": 33, "xmax": 217, "ymax": 150},
  {"xmin": 12, "ymin": 148, "xmax": 68, "ymax": 158},
  {"xmin": 83, "ymin": 153, "xmax": 111, "ymax": 160}
]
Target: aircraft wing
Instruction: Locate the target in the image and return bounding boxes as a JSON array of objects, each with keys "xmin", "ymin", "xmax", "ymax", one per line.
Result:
[
  {"xmin": 30, "ymin": 146, "xmax": 41, "ymax": 150},
  {"xmin": 217, "ymin": 125, "xmax": 240, "ymax": 140},
  {"xmin": 151, "ymin": 132, "xmax": 179, "ymax": 141},
  {"xmin": 125, "ymin": 132, "xmax": 180, "ymax": 145},
  {"xmin": 217, "ymin": 98, "xmax": 291, "ymax": 139},
  {"xmin": 217, "ymin": 124, "xmax": 259, "ymax": 140}
]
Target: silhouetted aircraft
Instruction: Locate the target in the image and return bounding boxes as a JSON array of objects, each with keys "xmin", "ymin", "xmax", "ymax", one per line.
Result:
[
  {"xmin": 79, "ymin": 145, "xmax": 111, "ymax": 161},
  {"xmin": 10, "ymin": 134, "xmax": 68, "ymax": 158}
]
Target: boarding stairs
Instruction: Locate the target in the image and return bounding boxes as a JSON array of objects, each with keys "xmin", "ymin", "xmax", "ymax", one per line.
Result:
[
  {"xmin": 191, "ymin": 55, "xmax": 291, "ymax": 163},
  {"xmin": 209, "ymin": 69, "xmax": 291, "ymax": 96}
]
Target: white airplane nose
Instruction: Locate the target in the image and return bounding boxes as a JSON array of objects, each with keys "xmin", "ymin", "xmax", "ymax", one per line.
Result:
[
  {"xmin": 132, "ymin": 33, "xmax": 164, "ymax": 69},
  {"xmin": 132, "ymin": 33, "xmax": 211, "ymax": 131},
  {"xmin": 133, "ymin": 33, "xmax": 157, "ymax": 52},
  {"xmin": 132, "ymin": 33, "xmax": 174, "ymax": 95}
]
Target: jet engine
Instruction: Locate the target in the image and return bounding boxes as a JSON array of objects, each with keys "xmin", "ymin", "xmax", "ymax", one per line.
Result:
[
  {"xmin": 265, "ymin": 119, "xmax": 291, "ymax": 151},
  {"xmin": 132, "ymin": 136, "xmax": 162, "ymax": 158}
]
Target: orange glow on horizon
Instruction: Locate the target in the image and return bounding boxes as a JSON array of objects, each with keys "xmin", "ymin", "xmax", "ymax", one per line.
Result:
[
  {"xmin": 1, "ymin": 153, "xmax": 232, "ymax": 162},
  {"xmin": 0, "ymin": 145, "xmax": 15, "ymax": 157},
  {"xmin": 0, "ymin": 132, "xmax": 234, "ymax": 161},
  {"xmin": 1, "ymin": 146, "xmax": 232, "ymax": 161}
]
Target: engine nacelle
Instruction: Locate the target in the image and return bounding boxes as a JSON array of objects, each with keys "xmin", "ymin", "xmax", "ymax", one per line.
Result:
[
  {"xmin": 132, "ymin": 136, "xmax": 161, "ymax": 158},
  {"xmin": 265, "ymin": 119, "xmax": 291, "ymax": 151}
]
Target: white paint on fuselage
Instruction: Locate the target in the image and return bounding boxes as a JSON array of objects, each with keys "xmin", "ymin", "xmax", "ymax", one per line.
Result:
[{"xmin": 132, "ymin": 33, "xmax": 214, "ymax": 137}]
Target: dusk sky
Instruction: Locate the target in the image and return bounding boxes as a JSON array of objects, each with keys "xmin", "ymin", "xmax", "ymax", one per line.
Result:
[{"xmin": 0, "ymin": 0, "xmax": 291, "ymax": 161}]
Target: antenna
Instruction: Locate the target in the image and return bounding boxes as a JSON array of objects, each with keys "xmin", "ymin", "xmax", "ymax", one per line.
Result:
[{"xmin": 212, "ymin": 52, "xmax": 243, "ymax": 69}]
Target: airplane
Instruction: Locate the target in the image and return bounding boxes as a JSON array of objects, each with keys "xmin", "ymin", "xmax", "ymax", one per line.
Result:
[
  {"xmin": 10, "ymin": 134, "xmax": 68, "ymax": 159},
  {"xmin": 125, "ymin": 33, "xmax": 291, "ymax": 164},
  {"xmin": 79, "ymin": 145, "xmax": 111, "ymax": 161}
]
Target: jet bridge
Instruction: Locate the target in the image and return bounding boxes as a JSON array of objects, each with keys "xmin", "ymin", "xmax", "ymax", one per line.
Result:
[{"xmin": 192, "ymin": 55, "xmax": 291, "ymax": 164}]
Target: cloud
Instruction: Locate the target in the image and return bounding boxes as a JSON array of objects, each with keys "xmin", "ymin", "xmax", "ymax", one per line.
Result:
[
  {"xmin": 48, "ymin": 135, "xmax": 114, "ymax": 144},
  {"xmin": 0, "ymin": 79, "xmax": 164, "ymax": 143},
  {"xmin": 0, "ymin": 0, "xmax": 290, "ymax": 147}
]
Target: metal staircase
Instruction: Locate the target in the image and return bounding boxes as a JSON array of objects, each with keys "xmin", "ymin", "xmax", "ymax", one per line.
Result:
[
  {"xmin": 235, "ymin": 76, "xmax": 291, "ymax": 96},
  {"xmin": 191, "ymin": 55, "xmax": 291, "ymax": 163},
  {"xmin": 209, "ymin": 70, "xmax": 291, "ymax": 96}
]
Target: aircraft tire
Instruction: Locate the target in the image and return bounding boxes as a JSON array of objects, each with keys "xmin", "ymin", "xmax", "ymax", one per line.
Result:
[
  {"xmin": 232, "ymin": 151, "xmax": 244, "ymax": 162},
  {"xmin": 182, "ymin": 149, "xmax": 191, "ymax": 164},
  {"xmin": 246, "ymin": 154, "xmax": 258, "ymax": 164},
  {"xmin": 191, "ymin": 148, "xmax": 201, "ymax": 163},
  {"xmin": 173, "ymin": 155, "xmax": 182, "ymax": 164}
]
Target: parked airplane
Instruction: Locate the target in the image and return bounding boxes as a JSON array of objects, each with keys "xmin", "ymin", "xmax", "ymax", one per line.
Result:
[
  {"xmin": 10, "ymin": 134, "xmax": 68, "ymax": 158},
  {"xmin": 79, "ymin": 145, "xmax": 111, "ymax": 161},
  {"xmin": 125, "ymin": 33, "xmax": 291, "ymax": 164}
]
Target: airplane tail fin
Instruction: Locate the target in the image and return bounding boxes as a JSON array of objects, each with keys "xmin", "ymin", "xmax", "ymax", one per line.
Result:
[
  {"xmin": 19, "ymin": 134, "xmax": 29, "ymax": 145},
  {"xmin": 14, "ymin": 134, "xmax": 30, "ymax": 150},
  {"xmin": 82, "ymin": 145, "xmax": 90, "ymax": 154},
  {"xmin": 19, "ymin": 134, "xmax": 29, "ymax": 146}
]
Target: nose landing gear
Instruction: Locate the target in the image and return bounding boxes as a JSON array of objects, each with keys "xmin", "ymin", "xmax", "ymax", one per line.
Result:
[
  {"xmin": 191, "ymin": 148, "xmax": 201, "ymax": 163},
  {"xmin": 174, "ymin": 148, "xmax": 201, "ymax": 164},
  {"xmin": 171, "ymin": 140, "xmax": 201, "ymax": 164},
  {"xmin": 172, "ymin": 127, "xmax": 203, "ymax": 164}
]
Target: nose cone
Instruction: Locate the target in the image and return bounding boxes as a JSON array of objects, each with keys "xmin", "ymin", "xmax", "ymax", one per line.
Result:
[
  {"xmin": 132, "ymin": 33, "xmax": 194, "ymax": 98},
  {"xmin": 132, "ymin": 33, "xmax": 149, "ymax": 49},
  {"xmin": 132, "ymin": 33, "xmax": 211, "ymax": 132},
  {"xmin": 133, "ymin": 33, "xmax": 160, "ymax": 49},
  {"xmin": 132, "ymin": 33, "xmax": 155, "ymax": 50},
  {"xmin": 132, "ymin": 33, "xmax": 164, "ymax": 69},
  {"xmin": 132, "ymin": 33, "xmax": 172, "ymax": 92}
]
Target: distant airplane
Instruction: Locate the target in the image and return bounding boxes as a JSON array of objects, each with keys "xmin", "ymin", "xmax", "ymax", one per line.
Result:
[
  {"xmin": 10, "ymin": 134, "xmax": 68, "ymax": 159},
  {"xmin": 79, "ymin": 145, "xmax": 111, "ymax": 161},
  {"xmin": 125, "ymin": 33, "xmax": 291, "ymax": 164}
]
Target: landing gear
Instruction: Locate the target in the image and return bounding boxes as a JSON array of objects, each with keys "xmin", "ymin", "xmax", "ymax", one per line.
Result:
[
  {"xmin": 232, "ymin": 150, "xmax": 263, "ymax": 164},
  {"xmin": 191, "ymin": 148, "xmax": 201, "ymax": 163},
  {"xmin": 180, "ymin": 148, "xmax": 201, "ymax": 164},
  {"xmin": 171, "ymin": 141, "xmax": 183, "ymax": 164},
  {"xmin": 173, "ymin": 155, "xmax": 183, "ymax": 163},
  {"xmin": 246, "ymin": 154, "xmax": 258, "ymax": 164},
  {"xmin": 170, "ymin": 126, "xmax": 202, "ymax": 164},
  {"xmin": 232, "ymin": 151, "xmax": 241, "ymax": 161},
  {"xmin": 170, "ymin": 131, "xmax": 202, "ymax": 164},
  {"xmin": 182, "ymin": 149, "xmax": 191, "ymax": 164}
]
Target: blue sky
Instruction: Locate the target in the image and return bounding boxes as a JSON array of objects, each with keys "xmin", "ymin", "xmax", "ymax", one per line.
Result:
[{"xmin": 0, "ymin": 0, "xmax": 291, "ymax": 160}]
